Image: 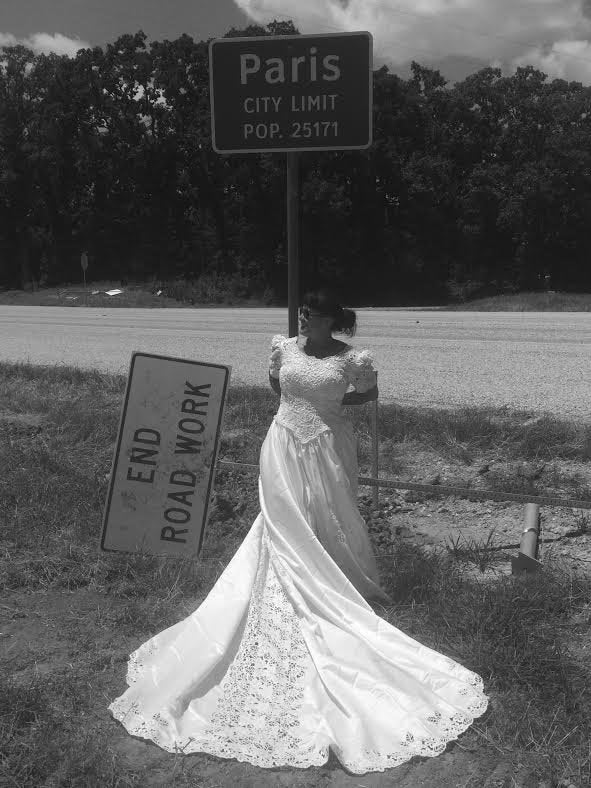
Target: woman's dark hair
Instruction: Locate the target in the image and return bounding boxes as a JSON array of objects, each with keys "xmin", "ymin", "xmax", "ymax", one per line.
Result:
[{"xmin": 301, "ymin": 289, "xmax": 357, "ymax": 337}]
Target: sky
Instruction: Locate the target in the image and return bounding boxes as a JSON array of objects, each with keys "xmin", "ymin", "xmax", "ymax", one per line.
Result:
[{"xmin": 2, "ymin": 0, "xmax": 591, "ymax": 85}]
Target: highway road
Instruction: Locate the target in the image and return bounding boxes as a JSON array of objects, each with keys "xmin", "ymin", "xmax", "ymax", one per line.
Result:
[{"xmin": 1, "ymin": 306, "xmax": 589, "ymax": 419}]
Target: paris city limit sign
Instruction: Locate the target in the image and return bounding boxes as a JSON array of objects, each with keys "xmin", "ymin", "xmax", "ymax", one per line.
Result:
[{"xmin": 209, "ymin": 32, "xmax": 373, "ymax": 154}]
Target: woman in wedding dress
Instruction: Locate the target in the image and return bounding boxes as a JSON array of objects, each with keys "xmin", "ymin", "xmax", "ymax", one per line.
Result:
[{"xmin": 109, "ymin": 290, "xmax": 488, "ymax": 774}]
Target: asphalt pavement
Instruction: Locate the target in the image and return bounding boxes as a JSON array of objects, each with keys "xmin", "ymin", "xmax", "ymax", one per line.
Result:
[{"xmin": 1, "ymin": 306, "xmax": 589, "ymax": 419}]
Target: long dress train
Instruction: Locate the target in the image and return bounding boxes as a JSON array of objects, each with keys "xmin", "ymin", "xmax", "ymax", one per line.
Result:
[{"xmin": 108, "ymin": 335, "xmax": 488, "ymax": 774}]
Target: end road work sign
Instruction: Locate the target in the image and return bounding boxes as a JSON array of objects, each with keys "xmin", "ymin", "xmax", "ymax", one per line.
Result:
[
  {"xmin": 101, "ymin": 353, "xmax": 231, "ymax": 557},
  {"xmin": 209, "ymin": 32, "xmax": 373, "ymax": 153}
]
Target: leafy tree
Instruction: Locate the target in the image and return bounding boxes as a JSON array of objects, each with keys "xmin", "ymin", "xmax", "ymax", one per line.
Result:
[{"xmin": 2, "ymin": 20, "xmax": 591, "ymax": 301}]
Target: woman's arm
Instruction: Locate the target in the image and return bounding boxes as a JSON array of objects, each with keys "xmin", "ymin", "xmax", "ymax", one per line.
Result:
[
  {"xmin": 342, "ymin": 384, "xmax": 378, "ymax": 406},
  {"xmin": 269, "ymin": 373, "xmax": 281, "ymax": 396}
]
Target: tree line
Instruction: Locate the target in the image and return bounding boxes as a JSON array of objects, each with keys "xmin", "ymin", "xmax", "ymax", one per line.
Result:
[{"xmin": 1, "ymin": 20, "xmax": 591, "ymax": 303}]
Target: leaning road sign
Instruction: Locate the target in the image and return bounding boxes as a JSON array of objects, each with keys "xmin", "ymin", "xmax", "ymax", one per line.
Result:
[
  {"xmin": 101, "ymin": 353, "xmax": 231, "ymax": 557},
  {"xmin": 209, "ymin": 31, "xmax": 372, "ymax": 154}
]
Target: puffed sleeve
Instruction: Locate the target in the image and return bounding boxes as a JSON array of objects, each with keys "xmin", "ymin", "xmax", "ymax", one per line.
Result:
[
  {"xmin": 346, "ymin": 349, "xmax": 377, "ymax": 393},
  {"xmin": 269, "ymin": 334, "xmax": 286, "ymax": 378}
]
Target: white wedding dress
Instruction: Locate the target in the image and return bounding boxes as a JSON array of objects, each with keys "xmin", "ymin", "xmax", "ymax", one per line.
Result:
[{"xmin": 109, "ymin": 335, "xmax": 488, "ymax": 774}]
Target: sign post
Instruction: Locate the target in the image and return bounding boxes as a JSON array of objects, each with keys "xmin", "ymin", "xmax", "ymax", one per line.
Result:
[
  {"xmin": 209, "ymin": 32, "xmax": 373, "ymax": 335},
  {"xmin": 101, "ymin": 353, "xmax": 231, "ymax": 557},
  {"xmin": 80, "ymin": 251, "xmax": 88, "ymax": 300},
  {"xmin": 287, "ymin": 151, "xmax": 299, "ymax": 337}
]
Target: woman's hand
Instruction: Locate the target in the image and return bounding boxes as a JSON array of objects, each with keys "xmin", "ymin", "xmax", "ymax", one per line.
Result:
[{"xmin": 342, "ymin": 385, "xmax": 378, "ymax": 406}]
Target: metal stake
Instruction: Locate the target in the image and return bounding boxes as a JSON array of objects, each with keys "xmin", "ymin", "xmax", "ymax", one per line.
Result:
[
  {"xmin": 511, "ymin": 503, "xmax": 542, "ymax": 574},
  {"xmin": 371, "ymin": 374, "xmax": 379, "ymax": 508}
]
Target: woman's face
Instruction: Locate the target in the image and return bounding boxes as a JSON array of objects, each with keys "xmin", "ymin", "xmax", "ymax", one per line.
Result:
[{"xmin": 299, "ymin": 306, "xmax": 333, "ymax": 340}]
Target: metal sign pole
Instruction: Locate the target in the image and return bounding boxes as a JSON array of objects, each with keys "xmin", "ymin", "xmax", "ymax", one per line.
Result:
[
  {"xmin": 81, "ymin": 251, "xmax": 88, "ymax": 305},
  {"xmin": 287, "ymin": 151, "xmax": 300, "ymax": 337},
  {"xmin": 209, "ymin": 32, "xmax": 372, "ymax": 338}
]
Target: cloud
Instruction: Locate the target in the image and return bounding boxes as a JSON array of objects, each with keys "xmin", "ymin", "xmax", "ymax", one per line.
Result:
[
  {"xmin": 0, "ymin": 32, "xmax": 90, "ymax": 58},
  {"xmin": 511, "ymin": 39, "xmax": 591, "ymax": 83},
  {"xmin": 0, "ymin": 33, "xmax": 18, "ymax": 48},
  {"xmin": 233, "ymin": 0, "xmax": 591, "ymax": 83}
]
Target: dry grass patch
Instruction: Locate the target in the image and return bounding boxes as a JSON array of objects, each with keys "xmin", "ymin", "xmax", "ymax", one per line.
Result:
[{"xmin": 447, "ymin": 291, "xmax": 591, "ymax": 311}]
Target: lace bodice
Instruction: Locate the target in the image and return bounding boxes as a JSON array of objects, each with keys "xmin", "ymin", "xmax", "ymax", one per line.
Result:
[{"xmin": 269, "ymin": 334, "xmax": 377, "ymax": 443}]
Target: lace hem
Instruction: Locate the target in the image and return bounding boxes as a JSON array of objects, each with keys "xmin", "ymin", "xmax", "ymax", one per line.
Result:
[
  {"xmin": 111, "ymin": 613, "xmax": 488, "ymax": 774},
  {"xmin": 336, "ymin": 685, "xmax": 488, "ymax": 773},
  {"xmin": 110, "ymin": 530, "xmax": 330, "ymax": 769},
  {"xmin": 109, "ymin": 678, "xmax": 487, "ymax": 774},
  {"xmin": 341, "ymin": 653, "xmax": 488, "ymax": 772},
  {"xmin": 108, "ymin": 696, "xmax": 329, "ymax": 768}
]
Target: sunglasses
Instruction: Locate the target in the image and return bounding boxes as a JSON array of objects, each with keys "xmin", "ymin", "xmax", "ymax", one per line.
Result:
[{"xmin": 299, "ymin": 306, "xmax": 328, "ymax": 319}]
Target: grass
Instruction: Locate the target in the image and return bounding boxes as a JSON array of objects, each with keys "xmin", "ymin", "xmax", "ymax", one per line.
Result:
[
  {"xmin": 371, "ymin": 403, "xmax": 591, "ymax": 461},
  {"xmin": 0, "ymin": 274, "xmax": 276, "ymax": 308},
  {"xmin": 1, "ymin": 672, "xmax": 140, "ymax": 787},
  {"xmin": 444, "ymin": 528, "xmax": 503, "ymax": 572},
  {"xmin": 3, "ymin": 283, "xmax": 591, "ymax": 312},
  {"xmin": 1, "ymin": 361, "xmax": 590, "ymax": 786},
  {"xmin": 0, "ymin": 280, "xmax": 188, "ymax": 308},
  {"xmin": 447, "ymin": 291, "xmax": 591, "ymax": 311},
  {"xmin": 353, "ymin": 402, "xmax": 591, "ymax": 506}
]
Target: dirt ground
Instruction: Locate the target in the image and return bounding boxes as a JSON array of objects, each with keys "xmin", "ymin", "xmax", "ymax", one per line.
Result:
[
  {"xmin": 3, "ymin": 492, "xmax": 589, "ymax": 788},
  {"xmin": 378, "ymin": 493, "xmax": 591, "ymax": 578}
]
